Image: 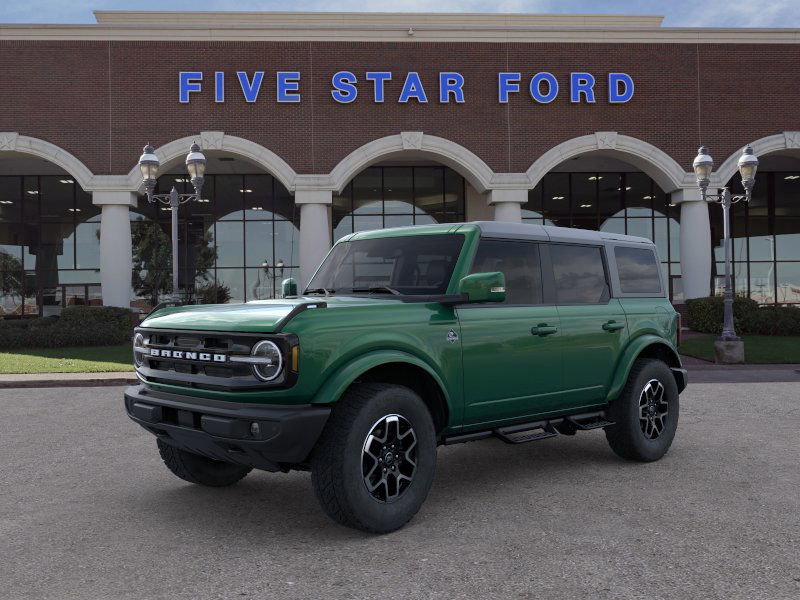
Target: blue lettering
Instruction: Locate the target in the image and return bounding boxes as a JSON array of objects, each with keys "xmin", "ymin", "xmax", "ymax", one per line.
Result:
[
  {"xmin": 608, "ymin": 73, "xmax": 634, "ymax": 103},
  {"xmin": 570, "ymin": 72, "xmax": 596, "ymax": 103},
  {"xmin": 277, "ymin": 71, "xmax": 301, "ymax": 103},
  {"xmin": 214, "ymin": 71, "xmax": 224, "ymax": 103},
  {"xmin": 178, "ymin": 71, "xmax": 203, "ymax": 103},
  {"xmin": 439, "ymin": 72, "xmax": 465, "ymax": 103},
  {"xmin": 237, "ymin": 71, "xmax": 264, "ymax": 103},
  {"xmin": 331, "ymin": 71, "xmax": 358, "ymax": 103},
  {"xmin": 530, "ymin": 72, "xmax": 558, "ymax": 104},
  {"xmin": 498, "ymin": 72, "xmax": 520, "ymax": 103},
  {"xmin": 365, "ymin": 72, "xmax": 392, "ymax": 103},
  {"xmin": 398, "ymin": 72, "xmax": 428, "ymax": 103}
]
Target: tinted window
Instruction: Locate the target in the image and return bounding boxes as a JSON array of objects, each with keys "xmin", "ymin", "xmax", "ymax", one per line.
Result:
[
  {"xmin": 470, "ymin": 240, "xmax": 542, "ymax": 304},
  {"xmin": 551, "ymin": 244, "xmax": 608, "ymax": 304},
  {"xmin": 307, "ymin": 234, "xmax": 464, "ymax": 295},
  {"xmin": 615, "ymin": 246, "xmax": 662, "ymax": 294}
]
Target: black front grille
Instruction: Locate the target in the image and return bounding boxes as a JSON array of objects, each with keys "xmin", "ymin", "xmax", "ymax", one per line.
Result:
[{"xmin": 135, "ymin": 328, "xmax": 297, "ymax": 391}]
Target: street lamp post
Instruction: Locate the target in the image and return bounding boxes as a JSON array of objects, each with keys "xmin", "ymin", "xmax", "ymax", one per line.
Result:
[
  {"xmin": 692, "ymin": 144, "xmax": 759, "ymax": 362},
  {"xmin": 138, "ymin": 143, "xmax": 206, "ymax": 303}
]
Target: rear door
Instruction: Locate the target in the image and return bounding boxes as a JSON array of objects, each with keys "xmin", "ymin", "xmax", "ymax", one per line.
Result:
[
  {"xmin": 458, "ymin": 239, "xmax": 564, "ymax": 427},
  {"xmin": 546, "ymin": 243, "xmax": 628, "ymax": 409}
]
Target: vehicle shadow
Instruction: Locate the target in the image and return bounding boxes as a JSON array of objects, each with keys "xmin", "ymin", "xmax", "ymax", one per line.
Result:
[{"xmin": 123, "ymin": 433, "xmax": 628, "ymax": 540}]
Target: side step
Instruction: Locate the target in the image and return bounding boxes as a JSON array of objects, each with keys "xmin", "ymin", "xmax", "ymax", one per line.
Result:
[
  {"xmin": 494, "ymin": 420, "xmax": 557, "ymax": 445},
  {"xmin": 443, "ymin": 410, "xmax": 614, "ymax": 447}
]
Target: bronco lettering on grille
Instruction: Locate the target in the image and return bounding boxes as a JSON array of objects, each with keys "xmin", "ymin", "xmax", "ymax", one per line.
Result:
[{"xmin": 150, "ymin": 349, "xmax": 227, "ymax": 362}]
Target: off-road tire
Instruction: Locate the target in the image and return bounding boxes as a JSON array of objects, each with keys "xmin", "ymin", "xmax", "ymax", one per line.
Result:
[
  {"xmin": 157, "ymin": 439, "xmax": 252, "ymax": 487},
  {"xmin": 310, "ymin": 383, "xmax": 437, "ymax": 534},
  {"xmin": 605, "ymin": 358, "xmax": 679, "ymax": 462}
]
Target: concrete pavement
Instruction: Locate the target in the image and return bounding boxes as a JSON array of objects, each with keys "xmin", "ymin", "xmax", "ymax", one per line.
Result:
[{"xmin": 1, "ymin": 383, "xmax": 798, "ymax": 599}]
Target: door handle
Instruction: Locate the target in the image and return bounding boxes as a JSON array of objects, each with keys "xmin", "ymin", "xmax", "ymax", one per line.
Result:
[
  {"xmin": 602, "ymin": 320, "xmax": 625, "ymax": 332},
  {"xmin": 531, "ymin": 324, "xmax": 558, "ymax": 336}
]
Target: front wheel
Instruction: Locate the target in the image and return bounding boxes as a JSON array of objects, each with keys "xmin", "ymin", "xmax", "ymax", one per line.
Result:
[
  {"xmin": 605, "ymin": 359, "xmax": 680, "ymax": 462},
  {"xmin": 310, "ymin": 383, "xmax": 437, "ymax": 534}
]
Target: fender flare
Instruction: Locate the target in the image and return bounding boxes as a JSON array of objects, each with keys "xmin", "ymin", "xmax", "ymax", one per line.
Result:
[
  {"xmin": 606, "ymin": 335, "xmax": 683, "ymax": 402},
  {"xmin": 309, "ymin": 349, "xmax": 454, "ymax": 413}
]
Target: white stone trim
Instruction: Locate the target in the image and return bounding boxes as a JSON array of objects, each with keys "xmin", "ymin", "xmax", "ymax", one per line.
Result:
[
  {"xmin": 329, "ymin": 132, "xmax": 495, "ymax": 194},
  {"xmin": 712, "ymin": 131, "xmax": 800, "ymax": 187},
  {"xmin": 4, "ymin": 16, "xmax": 800, "ymax": 44},
  {"xmin": 123, "ymin": 132, "xmax": 298, "ymax": 193},
  {"xmin": 526, "ymin": 132, "xmax": 691, "ymax": 193},
  {"xmin": 0, "ymin": 132, "xmax": 95, "ymax": 191}
]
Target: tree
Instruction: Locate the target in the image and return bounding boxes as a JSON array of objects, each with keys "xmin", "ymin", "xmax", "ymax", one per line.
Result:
[
  {"xmin": 0, "ymin": 251, "xmax": 25, "ymax": 309},
  {"xmin": 131, "ymin": 217, "xmax": 218, "ymax": 306},
  {"xmin": 131, "ymin": 219, "xmax": 173, "ymax": 307}
]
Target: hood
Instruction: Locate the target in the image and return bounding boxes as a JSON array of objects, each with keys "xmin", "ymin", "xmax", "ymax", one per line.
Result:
[{"xmin": 140, "ymin": 296, "xmax": 402, "ymax": 333}]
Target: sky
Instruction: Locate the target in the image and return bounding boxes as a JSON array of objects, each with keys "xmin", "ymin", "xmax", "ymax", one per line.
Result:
[{"xmin": 1, "ymin": 0, "xmax": 799, "ymax": 27}]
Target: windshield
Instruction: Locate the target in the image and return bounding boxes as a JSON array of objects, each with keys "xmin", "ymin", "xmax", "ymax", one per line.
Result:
[{"xmin": 306, "ymin": 234, "xmax": 465, "ymax": 296}]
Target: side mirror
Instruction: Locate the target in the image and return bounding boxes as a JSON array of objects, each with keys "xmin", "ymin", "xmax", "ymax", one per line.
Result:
[
  {"xmin": 457, "ymin": 272, "xmax": 506, "ymax": 303},
  {"xmin": 281, "ymin": 277, "xmax": 298, "ymax": 298}
]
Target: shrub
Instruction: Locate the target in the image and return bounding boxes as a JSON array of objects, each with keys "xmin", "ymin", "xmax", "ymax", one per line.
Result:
[
  {"xmin": 685, "ymin": 296, "xmax": 800, "ymax": 336},
  {"xmin": 196, "ymin": 282, "xmax": 232, "ymax": 304},
  {"xmin": 0, "ymin": 306, "xmax": 134, "ymax": 349}
]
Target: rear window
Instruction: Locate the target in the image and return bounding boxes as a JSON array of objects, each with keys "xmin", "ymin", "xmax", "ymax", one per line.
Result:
[{"xmin": 614, "ymin": 246, "xmax": 662, "ymax": 294}]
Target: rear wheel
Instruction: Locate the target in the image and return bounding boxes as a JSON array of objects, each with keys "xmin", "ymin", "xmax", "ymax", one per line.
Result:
[
  {"xmin": 310, "ymin": 383, "xmax": 437, "ymax": 534},
  {"xmin": 605, "ymin": 359, "xmax": 679, "ymax": 462},
  {"xmin": 157, "ymin": 439, "xmax": 252, "ymax": 487}
]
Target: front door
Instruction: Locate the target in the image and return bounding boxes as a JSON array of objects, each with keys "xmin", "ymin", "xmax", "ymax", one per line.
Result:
[
  {"xmin": 458, "ymin": 239, "xmax": 565, "ymax": 428},
  {"xmin": 547, "ymin": 243, "xmax": 628, "ymax": 408}
]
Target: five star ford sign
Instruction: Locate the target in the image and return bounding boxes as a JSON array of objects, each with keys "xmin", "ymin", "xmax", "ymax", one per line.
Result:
[{"xmin": 178, "ymin": 71, "xmax": 635, "ymax": 104}]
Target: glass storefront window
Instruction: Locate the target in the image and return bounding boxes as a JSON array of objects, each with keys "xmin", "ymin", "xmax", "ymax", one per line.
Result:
[
  {"xmin": 333, "ymin": 166, "xmax": 466, "ymax": 242},
  {"xmin": 129, "ymin": 173, "xmax": 300, "ymax": 310},
  {"xmin": 0, "ymin": 175, "xmax": 102, "ymax": 316}
]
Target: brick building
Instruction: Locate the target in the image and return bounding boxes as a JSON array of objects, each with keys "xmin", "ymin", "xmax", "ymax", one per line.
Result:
[{"xmin": 1, "ymin": 11, "xmax": 799, "ymax": 314}]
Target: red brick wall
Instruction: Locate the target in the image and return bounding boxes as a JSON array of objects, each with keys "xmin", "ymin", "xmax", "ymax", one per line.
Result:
[{"xmin": 1, "ymin": 39, "xmax": 798, "ymax": 177}]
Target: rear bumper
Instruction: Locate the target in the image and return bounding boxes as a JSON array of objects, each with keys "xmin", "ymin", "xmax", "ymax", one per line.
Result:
[
  {"xmin": 124, "ymin": 384, "xmax": 330, "ymax": 472},
  {"xmin": 671, "ymin": 367, "xmax": 688, "ymax": 393}
]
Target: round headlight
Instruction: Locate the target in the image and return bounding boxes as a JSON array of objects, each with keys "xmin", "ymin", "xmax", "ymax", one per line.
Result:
[
  {"xmin": 251, "ymin": 340, "xmax": 283, "ymax": 381},
  {"xmin": 133, "ymin": 333, "xmax": 145, "ymax": 368}
]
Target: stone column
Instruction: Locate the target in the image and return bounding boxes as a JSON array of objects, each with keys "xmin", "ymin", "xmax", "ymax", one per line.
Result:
[
  {"xmin": 93, "ymin": 191, "xmax": 137, "ymax": 308},
  {"xmin": 296, "ymin": 189, "xmax": 333, "ymax": 288},
  {"xmin": 487, "ymin": 188, "xmax": 528, "ymax": 222},
  {"xmin": 674, "ymin": 188, "xmax": 712, "ymax": 300}
]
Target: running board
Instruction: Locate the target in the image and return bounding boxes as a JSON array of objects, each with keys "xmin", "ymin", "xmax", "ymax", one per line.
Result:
[{"xmin": 443, "ymin": 411, "xmax": 614, "ymax": 446}]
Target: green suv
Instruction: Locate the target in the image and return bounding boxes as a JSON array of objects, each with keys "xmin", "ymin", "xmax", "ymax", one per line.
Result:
[{"xmin": 125, "ymin": 221, "xmax": 686, "ymax": 533}]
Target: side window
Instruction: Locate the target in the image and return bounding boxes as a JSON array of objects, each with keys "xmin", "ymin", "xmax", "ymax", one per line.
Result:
[
  {"xmin": 615, "ymin": 246, "xmax": 662, "ymax": 294},
  {"xmin": 469, "ymin": 240, "xmax": 543, "ymax": 304},
  {"xmin": 550, "ymin": 244, "xmax": 609, "ymax": 304}
]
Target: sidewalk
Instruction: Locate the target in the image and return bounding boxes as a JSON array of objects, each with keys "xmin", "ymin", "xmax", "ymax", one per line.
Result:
[
  {"xmin": 1, "ymin": 362, "xmax": 798, "ymax": 389},
  {"xmin": 0, "ymin": 372, "xmax": 137, "ymax": 389}
]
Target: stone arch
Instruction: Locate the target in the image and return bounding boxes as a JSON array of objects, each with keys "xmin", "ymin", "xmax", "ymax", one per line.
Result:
[
  {"xmin": 713, "ymin": 131, "xmax": 800, "ymax": 186},
  {"xmin": 123, "ymin": 131, "xmax": 298, "ymax": 192},
  {"xmin": 526, "ymin": 132, "xmax": 691, "ymax": 193},
  {"xmin": 0, "ymin": 132, "xmax": 95, "ymax": 190},
  {"xmin": 328, "ymin": 132, "xmax": 496, "ymax": 194}
]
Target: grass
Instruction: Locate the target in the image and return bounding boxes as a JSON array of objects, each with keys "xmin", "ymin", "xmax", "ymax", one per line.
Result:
[
  {"xmin": 0, "ymin": 344, "xmax": 134, "ymax": 374},
  {"xmin": 679, "ymin": 335, "xmax": 800, "ymax": 364}
]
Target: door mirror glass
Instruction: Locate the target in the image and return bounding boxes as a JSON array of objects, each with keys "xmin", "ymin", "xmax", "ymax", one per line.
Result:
[
  {"xmin": 281, "ymin": 277, "xmax": 298, "ymax": 298},
  {"xmin": 457, "ymin": 272, "xmax": 506, "ymax": 303}
]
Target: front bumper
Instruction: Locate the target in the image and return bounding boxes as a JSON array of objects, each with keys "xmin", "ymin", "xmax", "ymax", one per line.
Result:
[{"xmin": 124, "ymin": 384, "xmax": 330, "ymax": 472}]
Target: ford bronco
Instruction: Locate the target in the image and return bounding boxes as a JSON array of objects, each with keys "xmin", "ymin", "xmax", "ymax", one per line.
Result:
[{"xmin": 125, "ymin": 221, "xmax": 686, "ymax": 533}]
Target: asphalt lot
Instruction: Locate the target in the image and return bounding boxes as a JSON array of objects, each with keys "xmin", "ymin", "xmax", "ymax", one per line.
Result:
[{"xmin": 1, "ymin": 384, "xmax": 798, "ymax": 600}]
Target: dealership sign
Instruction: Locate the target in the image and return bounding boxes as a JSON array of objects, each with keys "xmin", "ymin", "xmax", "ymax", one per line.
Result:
[{"xmin": 178, "ymin": 71, "xmax": 634, "ymax": 104}]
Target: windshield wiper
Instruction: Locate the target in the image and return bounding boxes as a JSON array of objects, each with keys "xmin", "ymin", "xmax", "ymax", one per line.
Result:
[
  {"xmin": 304, "ymin": 287, "xmax": 334, "ymax": 296},
  {"xmin": 351, "ymin": 286, "xmax": 402, "ymax": 296}
]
